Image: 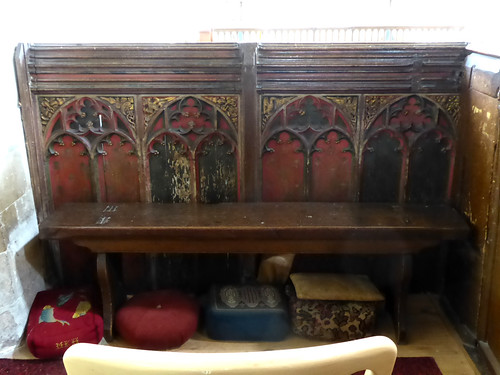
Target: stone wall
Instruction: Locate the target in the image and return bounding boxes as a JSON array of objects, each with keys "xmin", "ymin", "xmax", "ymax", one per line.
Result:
[{"xmin": 0, "ymin": 44, "xmax": 46, "ymax": 357}]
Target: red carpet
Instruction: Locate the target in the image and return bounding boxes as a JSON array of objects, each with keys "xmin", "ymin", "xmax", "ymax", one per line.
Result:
[
  {"xmin": 0, "ymin": 356, "xmax": 442, "ymax": 375},
  {"xmin": 392, "ymin": 357, "xmax": 443, "ymax": 375},
  {"xmin": 0, "ymin": 358, "xmax": 66, "ymax": 374},
  {"xmin": 353, "ymin": 357, "xmax": 443, "ymax": 375}
]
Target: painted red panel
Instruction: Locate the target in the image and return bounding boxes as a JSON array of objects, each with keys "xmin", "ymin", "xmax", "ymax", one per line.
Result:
[
  {"xmin": 48, "ymin": 135, "xmax": 94, "ymax": 286},
  {"xmin": 48, "ymin": 135, "xmax": 92, "ymax": 208},
  {"xmin": 286, "ymin": 96, "xmax": 332, "ymax": 131},
  {"xmin": 438, "ymin": 110, "xmax": 453, "ymax": 129},
  {"xmin": 96, "ymin": 134, "xmax": 141, "ymax": 289},
  {"xmin": 170, "ymin": 97, "xmax": 212, "ymax": 132},
  {"xmin": 97, "ymin": 134, "xmax": 140, "ymax": 202},
  {"xmin": 371, "ymin": 114, "xmax": 385, "ymax": 129},
  {"xmin": 311, "ymin": 131, "xmax": 353, "ymax": 201},
  {"xmin": 389, "ymin": 96, "xmax": 433, "ymax": 127},
  {"xmin": 218, "ymin": 113, "xmax": 231, "ymax": 132},
  {"xmin": 262, "ymin": 132, "xmax": 305, "ymax": 201},
  {"xmin": 270, "ymin": 110, "xmax": 285, "ymax": 127},
  {"xmin": 153, "ymin": 116, "xmax": 164, "ymax": 133}
]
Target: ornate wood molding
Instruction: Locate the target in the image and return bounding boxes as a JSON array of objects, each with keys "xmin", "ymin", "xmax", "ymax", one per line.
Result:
[
  {"xmin": 202, "ymin": 95, "xmax": 239, "ymax": 129},
  {"xmin": 38, "ymin": 96, "xmax": 74, "ymax": 130},
  {"xmin": 257, "ymin": 43, "xmax": 467, "ymax": 93},
  {"xmin": 142, "ymin": 96, "xmax": 179, "ymax": 128}
]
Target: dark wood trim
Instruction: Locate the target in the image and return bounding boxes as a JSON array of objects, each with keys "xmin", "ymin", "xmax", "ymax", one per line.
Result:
[
  {"xmin": 256, "ymin": 43, "xmax": 467, "ymax": 94},
  {"xmin": 464, "ymin": 55, "xmax": 500, "ymax": 342},
  {"xmin": 26, "ymin": 43, "xmax": 243, "ymax": 95},
  {"xmin": 241, "ymin": 43, "xmax": 259, "ymax": 202},
  {"xmin": 479, "ymin": 341, "xmax": 500, "ymax": 375},
  {"xmin": 38, "ymin": 202, "xmax": 470, "ymax": 248},
  {"xmin": 14, "ymin": 43, "xmax": 51, "ymax": 221}
]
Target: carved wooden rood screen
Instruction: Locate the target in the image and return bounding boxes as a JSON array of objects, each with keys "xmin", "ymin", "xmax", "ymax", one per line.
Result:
[
  {"xmin": 16, "ymin": 43, "xmax": 469, "ymax": 342},
  {"xmin": 261, "ymin": 94, "xmax": 457, "ymax": 203}
]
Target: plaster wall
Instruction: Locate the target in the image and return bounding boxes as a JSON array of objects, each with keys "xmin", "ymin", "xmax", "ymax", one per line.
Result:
[{"xmin": 0, "ymin": 41, "xmax": 45, "ymax": 357}]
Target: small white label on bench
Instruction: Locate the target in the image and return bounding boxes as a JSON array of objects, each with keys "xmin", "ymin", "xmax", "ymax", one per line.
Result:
[
  {"xmin": 96, "ymin": 216, "xmax": 111, "ymax": 225},
  {"xmin": 103, "ymin": 205, "xmax": 118, "ymax": 213}
]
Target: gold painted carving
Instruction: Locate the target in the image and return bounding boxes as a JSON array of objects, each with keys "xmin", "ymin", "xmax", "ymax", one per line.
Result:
[
  {"xmin": 164, "ymin": 141, "xmax": 191, "ymax": 203},
  {"xmin": 261, "ymin": 96, "xmax": 295, "ymax": 129},
  {"xmin": 142, "ymin": 96, "xmax": 179, "ymax": 127},
  {"xmin": 428, "ymin": 95, "xmax": 460, "ymax": 124},
  {"xmin": 100, "ymin": 96, "xmax": 135, "ymax": 128},
  {"xmin": 363, "ymin": 95, "xmax": 400, "ymax": 128},
  {"xmin": 202, "ymin": 96, "xmax": 239, "ymax": 130},
  {"xmin": 325, "ymin": 96, "xmax": 358, "ymax": 128},
  {"xmin": 38, "ymin": 96, "xmax": 73, "ymax": 131}
]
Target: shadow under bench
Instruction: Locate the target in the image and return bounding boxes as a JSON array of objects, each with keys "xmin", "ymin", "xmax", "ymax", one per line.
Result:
[{"xmin": 38, "ymin": 201, "xmax": 470, "ymax": 344}]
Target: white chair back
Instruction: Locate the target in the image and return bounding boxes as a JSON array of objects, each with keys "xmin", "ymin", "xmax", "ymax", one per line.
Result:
[{"xmin": 63, "ymin": 335, "xmax": 397, "ymax": 375}]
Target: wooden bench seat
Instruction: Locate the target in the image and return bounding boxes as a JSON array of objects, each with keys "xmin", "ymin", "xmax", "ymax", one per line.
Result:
[{"xmin": 38, "ymin": 202, "xmax": 470, "ymax": 343}]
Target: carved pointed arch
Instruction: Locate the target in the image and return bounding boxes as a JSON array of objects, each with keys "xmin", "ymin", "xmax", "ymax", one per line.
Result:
[
  {"xmin": 145, "ymin": 95, "xmax": 240, "ymax": 203},
  {"xmin": 361, "ymin": 95, "xmax": 456, "ymax": 203},
  {"xmin": 149, "ymin": 132, "xmax": 192, "ymax": 203},
  {"xmin": 44, "ymin": 96, "xmax": 139, "ymax": 206},
  {"xmin": 261, "ymin": 94, "xmax": 356, "ymax": 201}
]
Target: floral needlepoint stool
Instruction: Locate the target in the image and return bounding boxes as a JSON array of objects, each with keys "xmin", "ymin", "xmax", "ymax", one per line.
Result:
[{"xmin": 288, "ymin": 273, "xmax": 385, "ymax": 342}]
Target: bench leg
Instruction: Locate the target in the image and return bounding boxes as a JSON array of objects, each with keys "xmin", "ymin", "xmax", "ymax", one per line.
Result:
[
  {"xmin": 393, "ymin": 253, "xmax": 412, "ymax": 344},
  {"xmin": 97, "ymin": 253, "xmax": 114, "ymax": 342}
]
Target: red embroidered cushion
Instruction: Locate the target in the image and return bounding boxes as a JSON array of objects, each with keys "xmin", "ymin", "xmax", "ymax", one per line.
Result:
[
  {"xmin": 26, "ymin": 288, "xmax": 103, "ymax": 359},
  {"xmin": 115, "ymin": 290, "xmax": 199, "ymax": 350}
]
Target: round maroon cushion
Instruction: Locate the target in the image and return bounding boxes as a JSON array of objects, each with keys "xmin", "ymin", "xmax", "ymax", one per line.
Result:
[{"xmin": 115, "ymin": 290, "xmax": 199, "ymax": 350}]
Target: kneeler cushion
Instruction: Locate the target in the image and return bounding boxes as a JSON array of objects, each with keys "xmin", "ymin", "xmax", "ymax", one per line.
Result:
[
  {"xmin": 26, "ymin": 288, "xmax": 103, "ymax": 359},
  {"xmin": 205, "ymin": 285, "xmax": 289, "ymax": 341},
  {"xmin": 115, "ymin": 289, "xmax": 199, "ymax": 350}
]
